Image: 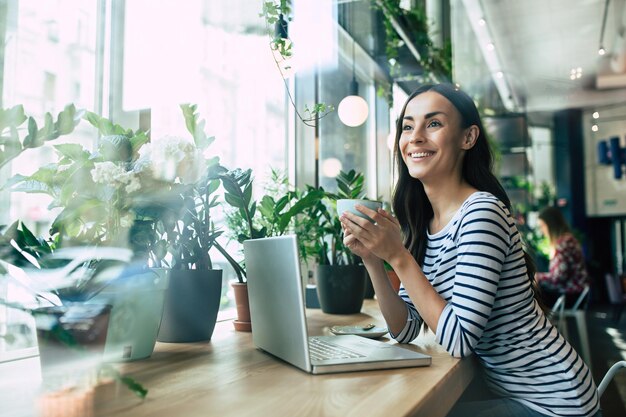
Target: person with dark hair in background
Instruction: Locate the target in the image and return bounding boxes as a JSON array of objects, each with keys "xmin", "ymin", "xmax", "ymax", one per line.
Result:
[
  {"xmin": 536, "ymin": 206, "xmax": 589, "ymax": 308},
  {"xmin": 340, "ymin": 84, "xmax": 600, "ymax": 417}
]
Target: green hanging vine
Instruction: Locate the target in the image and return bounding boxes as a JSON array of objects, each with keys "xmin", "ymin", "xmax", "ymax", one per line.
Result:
[
  {"xmin": 260, "ymin": 0, "xmax": 453, "ymax": 117},
  {"xmin": 260, "ymin": 1, "xmax": 334, "ymax": 127},
  {"xmin": 372, "ymin": 0, "xmax": 453, "ymax": 103}
]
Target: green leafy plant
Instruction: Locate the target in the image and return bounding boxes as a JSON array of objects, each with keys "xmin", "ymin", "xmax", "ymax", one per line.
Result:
[
  {"xmin": 298, "ymin": 169, "xmax": 367, "ymax": 266},
  {"xmin": 0, "ymin": 221, "xmax": 56, "ymax": 274},
  {"xmin": 4, "ymin": 110, "xmax": 149, "ymax": 247},
  {"xmin": 135, "ymin": 104, "xmax": 228, "ymax": 271},
  {"xmin": 0, "ymin": 104, "xmax": 83, "ymax": 170},
  {"xmin": 372, "ymin": 0, "xmax": 452, "ymax": 103},
  {"xmin": 220, "ymin": 168, "xmax": 324, "ymax": 282}
]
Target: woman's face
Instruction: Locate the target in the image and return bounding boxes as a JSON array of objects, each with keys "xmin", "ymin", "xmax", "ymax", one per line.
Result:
[{"xmin": 398, "ymin": 91, "xmax": 475, "ymax": 183}]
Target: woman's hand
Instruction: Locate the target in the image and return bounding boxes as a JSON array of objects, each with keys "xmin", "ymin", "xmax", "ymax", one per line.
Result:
[
  {"xmin": 342, "ymin": 225, "xmax": 375, "ymax": 261},
  {"xmin": 340, "ymin": 205, "xmax": 405, "ymax": 264}
]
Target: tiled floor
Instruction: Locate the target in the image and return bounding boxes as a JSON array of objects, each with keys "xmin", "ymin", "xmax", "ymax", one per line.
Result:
[{"xmin": 563, "ymin": 305, "xmax": 626, "ymax": 417}]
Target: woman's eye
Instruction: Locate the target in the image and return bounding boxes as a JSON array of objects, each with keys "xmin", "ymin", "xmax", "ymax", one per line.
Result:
[
  {"xmin": 402, "ymin": 125, "xmax": 413, "ymax": 131},
  {"xmin": 427, "ymin": 120, "xmax": 442, "ymax": 128}
]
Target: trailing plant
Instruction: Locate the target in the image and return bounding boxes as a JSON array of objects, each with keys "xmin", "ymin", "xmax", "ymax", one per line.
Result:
[
  {"xmin": 260, "ymin": 0, "xmax": 334, "ymax": 126},
  {"xmin": 372, "ymin": 0, "xmax": 453, "ymax": 103}
]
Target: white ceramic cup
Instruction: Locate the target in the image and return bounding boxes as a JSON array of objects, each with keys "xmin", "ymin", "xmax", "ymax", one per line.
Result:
[{"xmin": 337, "ymin": 199, "xmax": 383, "ymax": 223}]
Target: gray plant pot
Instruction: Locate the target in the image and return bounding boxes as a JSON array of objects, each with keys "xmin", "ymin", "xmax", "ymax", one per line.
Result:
[
  {"xmin": 316, "ymin": 265, "xmax": 366, "ymax": 314},
  {"xmin": 157, "ymin": 269, "xmax": 222, "ymax": 343},
  {"xmin": 90, "ymin": 267, "xmax": 169, "ymax": 361}
]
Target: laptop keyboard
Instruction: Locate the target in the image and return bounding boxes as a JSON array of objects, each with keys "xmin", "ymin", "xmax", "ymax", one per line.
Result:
[{"xmin": 309, "ymin": 337, "xmax": 366, "ymax": 361}]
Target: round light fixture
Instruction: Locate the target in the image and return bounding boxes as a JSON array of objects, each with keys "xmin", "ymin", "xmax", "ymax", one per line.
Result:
[
  {"xmin": 321, "ymin": 158, "xmax": 343, "ymax": 178},
  {"xmin": 338, "ymin": 94, "xmax": 368, "ymax": 127}
]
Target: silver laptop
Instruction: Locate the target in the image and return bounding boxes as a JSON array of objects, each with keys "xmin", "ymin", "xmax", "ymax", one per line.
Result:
[{"xmin": 243, "ymin": 235, "xmax": 431, "ymax": 374}]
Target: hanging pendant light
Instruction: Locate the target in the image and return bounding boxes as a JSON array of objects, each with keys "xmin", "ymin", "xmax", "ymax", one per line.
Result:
[
  {"xmin": 338, "ymin": 6, "xmax": 368, "ymax": 127},
  {"xmin": 338, "ymin": 75, "xmax": 369, "ymax": 127}
]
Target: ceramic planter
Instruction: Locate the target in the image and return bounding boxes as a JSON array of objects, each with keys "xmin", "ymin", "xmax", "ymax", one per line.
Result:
[
  {"xmin": 34, "ymin": 303, "xmax": 112, "ymax": 383},
  {"xmin": 316, "ymin": 265, "xmax": 366, "ymax": 314},
  {"xmin": 157, "ymin": 269, "xmax": 222, "ymax": 342},
  {"xmin": 89, "ymin": 267, "xmax": 169, "ymax": 361}
]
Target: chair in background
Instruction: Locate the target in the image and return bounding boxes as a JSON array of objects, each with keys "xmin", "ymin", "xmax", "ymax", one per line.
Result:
[
  {"xmin": 598, "ymin": 360, "xmax": 626, "ymax": 399},
  {"xmin": 604, "ymin": 273, "xmax": 626, "ymax": 325},
  {"xmin": 550, "ymin": 285, "xmax": 592, "ymax": 369}
]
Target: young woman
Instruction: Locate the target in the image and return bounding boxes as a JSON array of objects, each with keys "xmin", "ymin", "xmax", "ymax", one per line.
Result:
[
  {"xmin": 340, "ymin": 84, "xmax": 600, "ymax": 417},
  {"xmin": 536, "ymin": 206, "xmax": 589, "ymax": 308}
]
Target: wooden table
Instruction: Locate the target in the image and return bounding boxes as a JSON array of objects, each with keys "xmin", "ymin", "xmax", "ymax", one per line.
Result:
[{"xmin": 92, "ymin": 300, "xmax": 476, "ymax": 417}]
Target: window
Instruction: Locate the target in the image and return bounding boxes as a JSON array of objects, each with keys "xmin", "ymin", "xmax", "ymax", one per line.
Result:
[
  {"xmin": 0, "ymin": 0, "xmax": 99, "ymax": 362},
  {"xmin": 0, "ymin": 0, "xmax": 392, "ymax": 358}
]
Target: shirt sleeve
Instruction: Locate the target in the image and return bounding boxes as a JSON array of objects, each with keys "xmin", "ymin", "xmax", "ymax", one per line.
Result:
[
  {"xmin": 434, "ymin": 200, "xmax": 511, "ymax": 358},
  {"xmin": 388, "ymin": 285, "xmax": 424, "ymax": 343}
]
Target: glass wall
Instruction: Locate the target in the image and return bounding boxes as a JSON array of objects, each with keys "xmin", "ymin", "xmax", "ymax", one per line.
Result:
[
  {"xmin": 0, "ymin": 0, "xmax": 393, "ymax": 361},
  {"xmin": 0, "ymin": 0, "xmax": 100, "ymax": 362}
]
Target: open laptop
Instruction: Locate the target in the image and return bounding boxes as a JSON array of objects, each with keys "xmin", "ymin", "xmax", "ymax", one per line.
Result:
[{"xmin": 243, "ymin": 235, "xmax": 431, "ymax": 374}]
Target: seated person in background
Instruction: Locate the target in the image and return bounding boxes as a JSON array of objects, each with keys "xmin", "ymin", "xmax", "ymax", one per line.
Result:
[{"xmin": 535, "ymin": 206, "xmax": 588, "ymax": 308}]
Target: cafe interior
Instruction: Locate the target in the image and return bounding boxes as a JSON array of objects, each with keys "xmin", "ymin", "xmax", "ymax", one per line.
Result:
[{"xmin": 1, "ymin": 0, "xmax": 626, "ymax": 416}]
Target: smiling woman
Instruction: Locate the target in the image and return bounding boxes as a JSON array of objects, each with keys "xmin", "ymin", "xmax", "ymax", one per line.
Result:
[{"xmin": 340, "ymin": 84, "xmax": 601, "ymax": 417}]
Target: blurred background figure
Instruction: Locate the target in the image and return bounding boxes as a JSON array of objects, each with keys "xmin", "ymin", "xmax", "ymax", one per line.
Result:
[{"xmin": 536, "ymin": 206, "xmax": 589, "ymax": 308}]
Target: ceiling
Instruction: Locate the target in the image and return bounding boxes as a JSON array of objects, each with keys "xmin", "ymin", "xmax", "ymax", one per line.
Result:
[{"xmin": 479, "ymin": 0, "xmax": 626, "ymax": 114}]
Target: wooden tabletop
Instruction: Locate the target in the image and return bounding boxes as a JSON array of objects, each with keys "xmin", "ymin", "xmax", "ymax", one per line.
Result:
[{"xmin": 91, "ymin": 300, "xmax": 476, "ymax": 417}]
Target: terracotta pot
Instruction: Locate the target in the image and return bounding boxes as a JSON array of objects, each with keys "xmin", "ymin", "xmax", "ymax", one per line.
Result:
[{"xmin": 232, "ymin": 282, "xmax": 251, "ymax": 332}]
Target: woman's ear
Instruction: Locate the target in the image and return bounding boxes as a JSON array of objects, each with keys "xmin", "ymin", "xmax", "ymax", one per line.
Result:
[{"xmin": 461, "ymin": 125, "xmax": 479, "ymax": 150}]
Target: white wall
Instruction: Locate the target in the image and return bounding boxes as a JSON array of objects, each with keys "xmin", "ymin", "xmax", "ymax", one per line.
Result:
[{"xmin": 584, "ymin": 105, "xmax": 626, "ymax": 216}]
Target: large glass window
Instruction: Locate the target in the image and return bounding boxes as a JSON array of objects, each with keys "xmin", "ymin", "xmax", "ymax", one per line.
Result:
[
  {"xmin": 0, "ymin": 0, "xmax": 99, "ymax": 362},
  {"xmin": 0, "ymin": 0, "xmax": 392, "ymax": 360},
  {"xmin": 0, "ymin": 0, "xmax": 290, "ymax": 354}
]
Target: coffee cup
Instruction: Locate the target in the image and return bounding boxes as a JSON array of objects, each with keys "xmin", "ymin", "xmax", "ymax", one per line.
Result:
[{"xmin": 337, "ymin": 199, "xmax": 383, "ymax": 223}]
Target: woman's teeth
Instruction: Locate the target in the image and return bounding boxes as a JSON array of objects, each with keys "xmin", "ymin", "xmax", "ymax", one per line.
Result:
[{"xmin": 410, "ymin": 152, "xmax": 434, "ymax": 158}]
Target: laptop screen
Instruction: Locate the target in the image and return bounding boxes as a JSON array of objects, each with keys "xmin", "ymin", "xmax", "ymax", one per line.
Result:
[{"xmin": 243, "ymin": 235, "xmax": 312, "ymax": 372}]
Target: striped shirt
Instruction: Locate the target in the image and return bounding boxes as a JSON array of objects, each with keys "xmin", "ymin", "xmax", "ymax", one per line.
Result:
[{"xmin": 391, "ymin": 192, "xmax": 599, "ymax": 417}]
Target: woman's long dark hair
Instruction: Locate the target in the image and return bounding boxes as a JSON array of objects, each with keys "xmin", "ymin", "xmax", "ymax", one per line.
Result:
[
  {"xmin": 538, "ymin": 206, "xmax": 571, "ymax": 245},
  {"xmin": 391, "ymin": 84, "xmax": 543, "ymax": 309}
]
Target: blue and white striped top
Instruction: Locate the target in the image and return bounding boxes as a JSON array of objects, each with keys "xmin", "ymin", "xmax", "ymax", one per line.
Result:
[{"xmin": 392, "ymin": 192, "xmax": 599, "ymax": 417}]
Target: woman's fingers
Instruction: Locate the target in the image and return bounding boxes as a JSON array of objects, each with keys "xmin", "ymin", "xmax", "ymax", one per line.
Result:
[{"xmin": 376, "ymin": 208, "xmax": 401, "ymax": 228}]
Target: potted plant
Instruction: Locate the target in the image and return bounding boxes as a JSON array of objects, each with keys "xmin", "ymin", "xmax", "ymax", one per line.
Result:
[
  {"xmin": 3, "ymin": 108, "xmax": 177, "ymax": 360},
  {"xmin": 0, "ymin": 224, "xmax": 147, "ymax": 399},
  {"xmin": 219, "ymin": 168, "xmax": 323, "ymax": 331},
  {"xmin": 297, "ymin": 170, "xmax": 372, "ymax": 314},
  {"xmin": 129, "ymin": 104, "xmax": 229, "ymax": 343}
]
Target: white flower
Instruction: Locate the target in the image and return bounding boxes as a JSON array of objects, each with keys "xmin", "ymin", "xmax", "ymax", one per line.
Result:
[
  {"xmin": 91, "ymin": 161, "xmax": 141, "ymax": 193},
  {"xmin": 91, "ymin": 161, "xmax": 126, "ymax": 184},
  {"xmin": 135, "ymin": 135, "xmax": 202, "ymax": 183},
  {"xmin": 125, "ymin": 176, "xmax": 141, "ymax": 193}
]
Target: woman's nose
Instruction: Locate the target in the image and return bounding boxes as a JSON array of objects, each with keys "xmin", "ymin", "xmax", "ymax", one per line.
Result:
[{"xmin": 409, "ymin": 130, "xmax": 424, "ymax": 144}]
